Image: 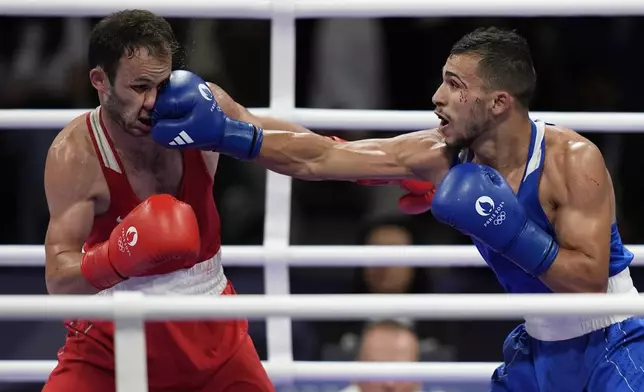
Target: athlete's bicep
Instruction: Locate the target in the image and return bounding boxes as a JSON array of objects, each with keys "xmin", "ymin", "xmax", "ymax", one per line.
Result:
[
  {"xmin": 392, "ymin": 129, "xmax": 453, "ymax": 182},
  {"xmin": 553, "ymin": 142, "xmax": 612, "ymax": 267},
  {"xmin": 44, "ymin": 140, "xmax": 99, "ymax": 291},
  {"xmin": 45, "ymin": 198, "xmax": 95, "ymax": 261}
]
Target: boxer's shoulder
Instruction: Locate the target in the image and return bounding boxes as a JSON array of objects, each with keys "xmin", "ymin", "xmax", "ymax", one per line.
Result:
[
  {"xmin": 45, "ymin": 113, "xmax": 108, "ymax": 204},
  {"xmin": 543, "ymin": 124, "xmax": 604, "ymax": 174},
  {"xmin": 541, "ymin": 124, "xmax": 607, "ymax": 206},
  {"xmin": 49, "ymin": 113, "xmax": 99, "ymax": 168}
]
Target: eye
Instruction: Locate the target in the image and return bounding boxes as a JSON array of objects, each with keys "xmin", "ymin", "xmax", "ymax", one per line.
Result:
[{"xmin": 131, "ymin": 85, "xmax": 150, "ymax": 93}]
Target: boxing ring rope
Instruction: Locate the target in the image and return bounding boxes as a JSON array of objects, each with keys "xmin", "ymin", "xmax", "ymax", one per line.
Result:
[
  {"xmin": 4, "ymin": 0, "xmax": 644, "ymax": 17},
  {"xmin": 3, "ymin": 0, "xmax": 644, "ymax": 391},
  {"xmin": 0, "ymin": 360, "xmax": 499, "ymax": 383},
  {"xmin": 4, "ymin": 245, "xmax": 644, "ymax": 267},
  {"xmin": 2, "ymin": 293, "xmax": 644, "ymax": 383},
  {"xmin": 2, "ymin": 293, "xmax": 643, "ymax": 320},
  {"xmin": 2, "ymin": 109, "xmax": 644, "ymax": 131}
]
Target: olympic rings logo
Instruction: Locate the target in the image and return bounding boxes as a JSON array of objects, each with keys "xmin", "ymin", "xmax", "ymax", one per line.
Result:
[{"xmin": 493, "ymin": 211, "xmax": 506, "ymax": 225}]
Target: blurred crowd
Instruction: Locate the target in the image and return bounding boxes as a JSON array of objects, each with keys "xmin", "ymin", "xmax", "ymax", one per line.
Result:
[{"xmin": 2, "ymin": 14, "xmax": 644, "ymax": 392}]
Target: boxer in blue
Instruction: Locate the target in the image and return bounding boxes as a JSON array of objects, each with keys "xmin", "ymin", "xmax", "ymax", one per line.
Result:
[{"xmin": 150, "ymin": 26, "xmax": 644, "ymax": 392}]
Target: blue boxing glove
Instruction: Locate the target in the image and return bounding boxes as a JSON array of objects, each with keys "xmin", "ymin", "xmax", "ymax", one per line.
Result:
[
  {"xmin": 151, "ymin": 70, "xmax": 263, "ymax": 160},
  {"xmin": 431, "ymin": 163, "xmax": 559, "ymax": 276}
]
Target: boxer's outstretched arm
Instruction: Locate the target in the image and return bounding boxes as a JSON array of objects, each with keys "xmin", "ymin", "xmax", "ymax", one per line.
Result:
[
  {"xmin": 256, "ymin": 128, "xmax": 450, "ymax": 182},
  {"xmin": 199, "ymin": 82, "xmax": 311, "ymax": 175},
  {"xmin": 191, "ymin": 79, "xmax": 447, "ymax": 182},
  {"xmin": 539, "ymin": 142, "xmax": 612, "ymax": 293},
  {"xmin": 44, "ymin": 137, "xmax": 101, "ymax": 295},
  {"xmin": 207, "ymin": 82, "xmax": 309, "ymax": 133}
]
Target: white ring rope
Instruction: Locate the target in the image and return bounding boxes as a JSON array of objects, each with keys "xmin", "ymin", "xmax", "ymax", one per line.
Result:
[
  {"xmin": 0, "ymin": 293, "xmax": 642, "ymax": 321},
  {"xmin": 3, "ymin": 245, "xmax": 644, "ymax": 267},
  {"xmin": 0, "ymin": 360, "xmax": 500, "ymax": 383},
  {"xmin": 1, "ymin": 109, "xmax": 644, "ymax": 131},
  {"xmin": 4, "ymin": 0, "xmax": 644, "ymax": 17},
  {"xmin": 0, "ymin": 292, "xmax": 641, "ymax": 383}
]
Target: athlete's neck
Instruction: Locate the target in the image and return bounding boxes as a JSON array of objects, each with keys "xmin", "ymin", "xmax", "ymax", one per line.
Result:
[
  {"xmin": 100, "ymin": 107, "xmax": 159, "ymax": 157},
  {"xmin": 470, "ymin": 111, "xmax": 532, "ymax": 172}
]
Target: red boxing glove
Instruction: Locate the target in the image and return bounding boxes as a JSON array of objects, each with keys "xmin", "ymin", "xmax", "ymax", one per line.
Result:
[
  {"xmin": 397, "ymin": 179, "xmax": 435, "ymax": 215},
  {"xmin": 327, "ymin": 135, "xmax": 436, "ymax": 215},
  {"xmin": 81, "ymin": 194, "xmax": 201, "ymax": 290}
]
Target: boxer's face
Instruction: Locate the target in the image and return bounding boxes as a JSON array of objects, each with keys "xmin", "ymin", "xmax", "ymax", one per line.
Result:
[
  {"xmin": 432, "ymin": 54, "xmax": 495, "ymax": 148},
  {"xmin": 91, "ymin": 47, "xmax": 171, "ymax": 136}
]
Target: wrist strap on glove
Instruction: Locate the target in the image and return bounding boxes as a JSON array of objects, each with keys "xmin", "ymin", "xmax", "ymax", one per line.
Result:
[{"xmin": 216, "ymin": 118, "xmax": 264, "ymax": 160}]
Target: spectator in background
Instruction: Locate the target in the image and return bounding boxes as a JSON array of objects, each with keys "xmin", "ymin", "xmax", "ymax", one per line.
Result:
[
  {"xmin": 357, "ymin": 218, "xmax": 422, "ymax": 295},
  {"xmin": 319, "ymin": 217, "xmax": 455, "ymax": 363},
  {"xmin": 339, "ymin": 320, "xmax": 423, "ymax": 392}
]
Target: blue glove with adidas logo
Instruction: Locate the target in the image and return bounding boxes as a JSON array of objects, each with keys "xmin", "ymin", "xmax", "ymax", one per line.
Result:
[{"xmin": 150, "ymin": 70, "xmax": 263, "ymax": 160}]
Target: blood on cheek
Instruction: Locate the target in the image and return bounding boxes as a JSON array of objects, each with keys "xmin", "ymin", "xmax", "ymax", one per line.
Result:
[{"xmin": 459, "ymin": 90, "xmax": 468, "ymax": 104}]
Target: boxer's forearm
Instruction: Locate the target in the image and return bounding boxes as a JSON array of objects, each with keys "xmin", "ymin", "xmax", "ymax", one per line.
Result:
[
  {"xmin": 538, "ymin": 248, "xmax": 608, "ymax": 293},
  {"xmin": 256, "ymin": 130, "xmax": 412, "ymax": 180},
  {"xmin": 206, "ymin": 82, "xmax": 311, "ymax": 135},
  {"xmin": 46, "ymin": 251, "xmax": 102, "ymax": 295},
  {"xmin": 255, "ymin": 115, "xmax": 311, "ymax": 134}
]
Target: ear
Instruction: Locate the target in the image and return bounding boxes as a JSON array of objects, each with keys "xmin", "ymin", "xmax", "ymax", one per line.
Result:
[
  {"xmin": 89, "ymin": 67, "xmax": 109, "ymax": 94},
  {"xmin": 490, "ymin": 91, "xmax": 512, "ymax": 116}
]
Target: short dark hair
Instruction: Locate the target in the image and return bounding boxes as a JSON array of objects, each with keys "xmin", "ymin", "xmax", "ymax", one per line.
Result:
[
  {"xmin": 88, "ymin": 9, "xmax": 180, "ymax": 81},
  {"xmin": 450, "ymin": 27, "xmax": 536, "ymax": 108}
]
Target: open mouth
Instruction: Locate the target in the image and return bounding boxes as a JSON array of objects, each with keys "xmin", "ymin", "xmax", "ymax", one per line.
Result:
[
  {"xmin": 435, "ymin": 112, "xmax": 450, "ymax": 128},
  {"xmin": 139, "ymin": 118, "xmax": 151, "ymax": 126}
]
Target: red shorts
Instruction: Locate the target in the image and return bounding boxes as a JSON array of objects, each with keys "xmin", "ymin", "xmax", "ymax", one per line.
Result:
[{"xmin": 42, "ymin": 282, "xmax": 274, "ymax": 392}]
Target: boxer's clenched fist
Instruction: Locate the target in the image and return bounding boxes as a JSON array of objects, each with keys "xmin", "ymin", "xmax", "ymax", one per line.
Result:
[{"xmin": 80, "ymin": 195, "xmax": 201, "ymax": 290}]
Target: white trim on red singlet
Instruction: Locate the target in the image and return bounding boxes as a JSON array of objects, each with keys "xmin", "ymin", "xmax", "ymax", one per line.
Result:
[
  {"xmin": 89, "ymin": 107, "xmax": 122, "ymax": 174},
  {"xmin": 95, "ymin": 250, "xmax": 226, "ymax": 296}
]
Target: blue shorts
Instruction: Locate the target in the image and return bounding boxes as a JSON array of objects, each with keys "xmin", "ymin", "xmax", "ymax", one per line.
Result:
[{"xmin": 490, "ymin": 317, "xmax": 644, "ymax": 392}]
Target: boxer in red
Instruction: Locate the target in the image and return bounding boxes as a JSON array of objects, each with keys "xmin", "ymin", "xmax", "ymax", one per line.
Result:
[{"xmin": 41, "ymin": 9, "xmax": 434, "ymax": 392}]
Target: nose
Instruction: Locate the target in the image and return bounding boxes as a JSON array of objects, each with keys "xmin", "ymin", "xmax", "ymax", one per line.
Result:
[
  {"xmin": 432, "ymin": 83, "xmax": 446, "ymax": 107},
  {"xmin": 143, "ymin": 88, "xmax": 158, "ymax": 111}
]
